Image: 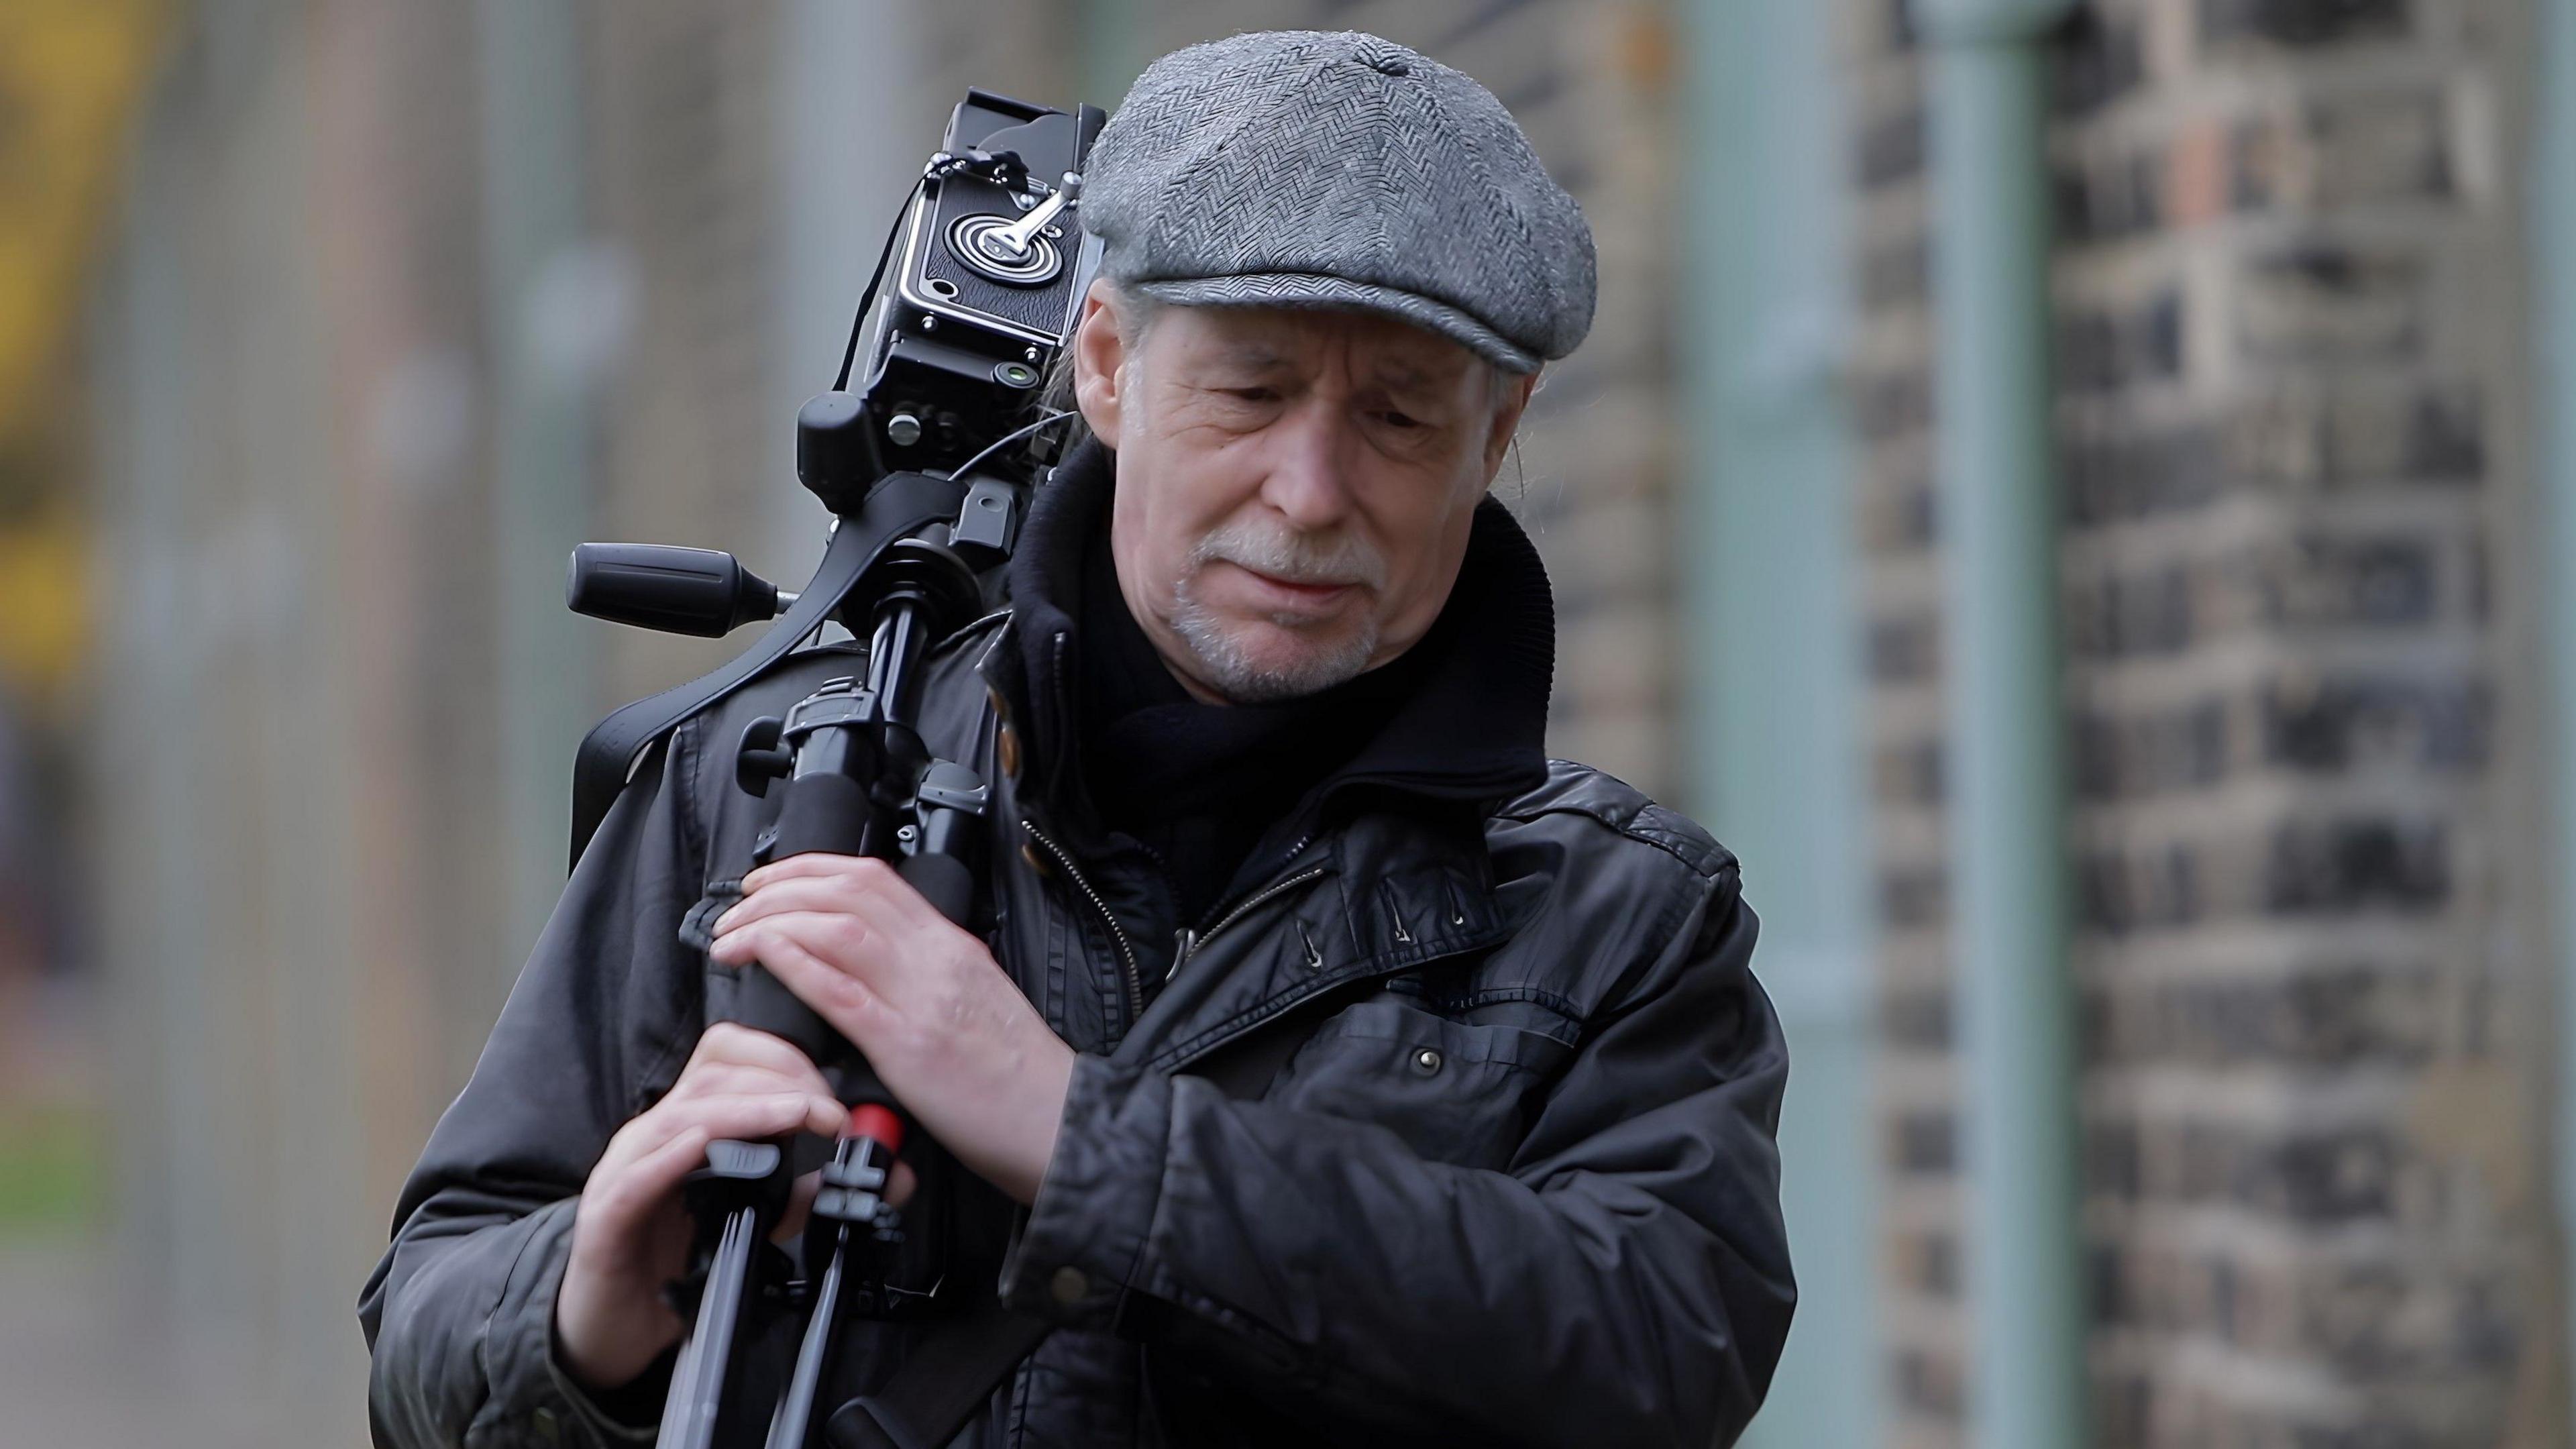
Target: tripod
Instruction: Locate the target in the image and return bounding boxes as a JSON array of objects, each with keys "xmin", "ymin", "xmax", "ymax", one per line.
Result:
[
  {"xmin": 655, "ymin": 511, "xmax": 996, "ymax": 1449},
  {"xmin": 563, "ymin": 86, "xmax": 1105, "ymax": 1449}
]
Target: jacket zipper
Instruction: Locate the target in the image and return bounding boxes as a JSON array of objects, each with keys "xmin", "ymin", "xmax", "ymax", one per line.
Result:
[
  {"xmin": 1176, "ymin": 828, "xmax": 1315, "ymax": 940},
  {"xmin": 1020, "ymin": 819, "xmax": 1144, "ymax": 1024},
  {"xmin": 1171, "ymin": 865, "xmax": 1328, "ymax": 980}
]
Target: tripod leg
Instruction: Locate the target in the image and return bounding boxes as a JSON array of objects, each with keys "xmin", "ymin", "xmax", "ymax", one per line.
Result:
[
  {"xmin": 658, "ymin": 1203, "xmax": 761, "ymax": 1449},
  {"xmin": 765, "ymin": 1236, "xmax": 847, "ymax": 1449},
  {"xmin": 767, "ymin": 1107, "xmax": 904, "ymax": 1449},
  {"xmin": 657, "ymin": 1136, "xmax": 793, "ymax": 1449}
]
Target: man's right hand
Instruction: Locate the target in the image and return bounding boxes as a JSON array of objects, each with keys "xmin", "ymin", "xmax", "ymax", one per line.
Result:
[{"xmin": 553, "ymin": 1022, "xmax": 847, "ymax": 1392}]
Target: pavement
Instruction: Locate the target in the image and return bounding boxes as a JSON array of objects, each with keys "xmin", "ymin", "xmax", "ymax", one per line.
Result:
[{"xmin": 0, "ymin": 969, "xmax": 361, "ymax": 1446}]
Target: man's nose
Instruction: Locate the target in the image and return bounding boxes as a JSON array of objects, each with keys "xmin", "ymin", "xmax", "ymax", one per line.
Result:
[{"xmin": 1256, "ymin": 398, "xmax": 1358, "ymax": 530}]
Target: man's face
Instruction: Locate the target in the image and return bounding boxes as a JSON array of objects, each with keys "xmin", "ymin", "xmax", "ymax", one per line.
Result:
[{"xmin": 1069, "ymin": 285, "xmax": 1536, "ymax": 704}]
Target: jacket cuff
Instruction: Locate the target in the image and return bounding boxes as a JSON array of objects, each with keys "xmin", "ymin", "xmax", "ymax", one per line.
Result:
[
  {"xmin": 1000, "ymin": 1053, "xmax": 1173, "ymax": 1330},
  {"xmin": 480, "ymin": 1197, "xmax": 661, "ymax": 1446}
]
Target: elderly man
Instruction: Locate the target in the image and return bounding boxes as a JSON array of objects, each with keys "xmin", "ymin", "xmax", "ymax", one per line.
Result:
[{"xmin": 363, "ymin": 30, "xmax": 1792, "ymax": 1449}]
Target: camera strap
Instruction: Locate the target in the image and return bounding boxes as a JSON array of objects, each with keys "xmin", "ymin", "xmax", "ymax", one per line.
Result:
[{"xmin": 567, "ymin": 472, "xmax": 969, "ymax": 867}]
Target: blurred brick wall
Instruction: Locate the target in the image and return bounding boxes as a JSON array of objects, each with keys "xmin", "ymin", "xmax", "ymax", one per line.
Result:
[
  {"xmin": 1839, "ymin": 5, "xmax": 1967, "ymax": 1436},
  {"xmin": 1841, "ymin": 0, "xmax": 2560, "ymax": 1444}
]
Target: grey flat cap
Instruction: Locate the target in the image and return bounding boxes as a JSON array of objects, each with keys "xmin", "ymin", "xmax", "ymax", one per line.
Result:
[{"xmin": 1081, "ymin": 30, "xmax": 1595, "ymax": 374}]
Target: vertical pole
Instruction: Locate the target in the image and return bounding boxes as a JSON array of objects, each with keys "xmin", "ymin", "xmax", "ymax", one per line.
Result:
[
  {"xmin": 2533, "ymin": 0, "xmax": 2576, "ymax": 1432},
  {"xmin": 1081, "ymin": 0, "xmax": 1142, "ymax": 111},
  {"xmin": 476, "ymin": 0, "xmax": 594, "ymax": 960},
  {"xmin": 769, "ymin": 0, "xmax": 918, "ymax": 578},
  {"xmin": 1914, "ymin": 3, "xmax": 2084, "ymax": 1446},
  {"xmin": 109, "ymin": 104, "xmax": 228, "ymax": 1350},
  {"xmin": 1681, "ymin": 2, "xmax": 1880, "ymax": 1445}
]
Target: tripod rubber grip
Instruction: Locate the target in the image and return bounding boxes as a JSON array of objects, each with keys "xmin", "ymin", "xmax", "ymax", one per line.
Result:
[
  {"xmin": 731, "ymin": 773, "xmax": 872, "ymax": 1063},
  {"xmin": 730, "ymin": 963, "xmax": 843, "ymax": 1067},
  {"xmin": 769, "ymin": 770, "xmax": 873, "ymax": 858},
  {"xmin": 899, "ymin": 851, "xmax": 975, "ymax": 927}
]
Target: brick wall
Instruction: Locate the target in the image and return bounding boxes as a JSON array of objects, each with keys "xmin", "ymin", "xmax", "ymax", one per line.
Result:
[
  {"xmin": 1843, "ymin": 0, "xmax": 2560, "ymax": 1443},
  {"xmin": 1838, "ymin": 4, "xmax": 1962, "ymax": 1441}
]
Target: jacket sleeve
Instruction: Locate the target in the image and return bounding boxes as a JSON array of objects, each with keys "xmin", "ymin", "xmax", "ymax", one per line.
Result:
[
  {"xmin": 358, "ymin": 727, "xmax": 710, "ymax": 1449},
  {"xmin": 998, "ymin": 859, "xmax": 1794, "ymax": 1448}
]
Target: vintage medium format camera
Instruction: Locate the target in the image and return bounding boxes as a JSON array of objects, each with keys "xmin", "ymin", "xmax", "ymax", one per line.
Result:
[
  {"xmin": 568, "ymin": 87, "xmax": 1106, "ymax": 637},
  {"xmin": 559, "ymin": 89, "xmax": 1105, "ymax": 1449}
]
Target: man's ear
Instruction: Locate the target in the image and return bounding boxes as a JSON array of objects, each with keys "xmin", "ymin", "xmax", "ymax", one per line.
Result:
[
  {"xmin": 1072, "ymin": 282, "xmax": 1130, "ymax": 450},
  {"xmin": 1481, "ymin": 368, "xmax": 1542, "ymax": 480}
]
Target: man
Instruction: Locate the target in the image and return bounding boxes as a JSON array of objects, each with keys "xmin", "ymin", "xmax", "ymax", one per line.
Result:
[{"xmin": 363, "ymin": 30, "xmax": 1793, "ymax": 1448}]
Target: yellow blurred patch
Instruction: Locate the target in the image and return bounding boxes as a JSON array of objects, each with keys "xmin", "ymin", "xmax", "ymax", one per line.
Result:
[
  {"xmin": 0, "ymin": 0, "xmax": 166, "ymax": 451},
  {"xmin": 0, "ymin": 515, "xmax": 87, "ymax": 693}
]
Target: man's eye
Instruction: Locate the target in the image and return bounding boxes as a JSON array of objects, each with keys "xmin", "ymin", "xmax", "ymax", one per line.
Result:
[
  {"xmin": 1378, "ymin": 410, "xmax": 1424, "ymax": 430},
  {"xmin": 1224, "ymin": 387, "xmax": 1277, "ymax": 403}
]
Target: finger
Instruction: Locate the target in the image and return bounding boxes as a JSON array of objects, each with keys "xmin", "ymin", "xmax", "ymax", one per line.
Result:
[
  {"xmin": 709, "ymin": 908, "xmax": 869, "ymax": 972},
  {"xmin": 638, "ymin": 1089, "xmax": 843, "ymax": 1155},
  {"xmin": 659, "ymin": 1061, "xmax": 835, "ymax": 1114},
  {"xmin": 712, "ymin": 912, "xmax": 886, "ymax": 985},
  {"xmin": 886, "ymin": 1159, "xmax": 919, "ymax": 1210},
  {"xmin": 669, "ymin": 1038, "xmax": 837, "ymax": 1110},
  {"xmin": 743, "ymin": 855, "xmax": 941, "ymax": 933},
  {"xmin": 751, "ymin": 928, "xmax": 890, "ymax": 1041},
  {"xmin": 722, "ymin": 912, "xmax": 949, "ymax": 1018},
  {"xmin": 688, "ymin": 1020, "xmax": 830, "ymax": 1083},
  {"xmin": 584, "ymin": 1123, "xmax": 710, "ymax": 1246},
  {"xmin": 740, "ymin": 852, "xmax": 890, "ymax": 894},
  {"xmin": 713, "ymin": 875, "xmax": 874, "ymax": 937}
]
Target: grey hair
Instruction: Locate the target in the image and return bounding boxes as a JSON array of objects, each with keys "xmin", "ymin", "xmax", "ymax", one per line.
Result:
[
  {"xmin": 1040, "ymin": 284, "xmax": 1531, "ymax": 458},
  {"xmin": 1042, "ymin": 281, "xmax": 1161, "ymax": 455}
]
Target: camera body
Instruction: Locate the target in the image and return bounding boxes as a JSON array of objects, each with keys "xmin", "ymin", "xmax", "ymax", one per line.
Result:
[
  {"xmin": 800, "ymin": 90, "xmax": 1108, "ymax": 516},
  {"xmin": 570, "ymin": 89, "xmax": 1104, "ymax": 642}
]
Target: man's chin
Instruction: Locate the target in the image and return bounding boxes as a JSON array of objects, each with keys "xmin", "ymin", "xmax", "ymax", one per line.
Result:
[{"xmin": 1178, "ymin": 618, "xmax": 1378, "ymax": 703}]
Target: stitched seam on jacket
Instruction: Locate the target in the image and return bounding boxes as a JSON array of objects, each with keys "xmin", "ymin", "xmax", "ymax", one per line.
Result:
[
  {"xmin": 671, "ymin": 716, "xmax": 708, "ymax": 881},
  {"xmin": 1495, "ymin": 800, "xmax": 1732, "ymax": 878},
  {"xmin": 1381, "ymin": 980, "xmax": 1587, "ymax": 1024},
  {"xmin": 634, "ymin": 721, "xmax": 705, "ymax": 1112}
]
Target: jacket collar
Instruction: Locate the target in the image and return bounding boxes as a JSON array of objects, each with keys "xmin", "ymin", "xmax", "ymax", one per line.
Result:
[{"xmin": 989, "ymin": 438, "xmax": 1556, "ymax": 831}]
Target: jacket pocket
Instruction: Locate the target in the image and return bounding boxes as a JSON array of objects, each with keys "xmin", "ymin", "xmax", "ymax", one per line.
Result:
[{"xmin": 1274, "ymin": 998, "xmax": 1574, "ymax": 1171}]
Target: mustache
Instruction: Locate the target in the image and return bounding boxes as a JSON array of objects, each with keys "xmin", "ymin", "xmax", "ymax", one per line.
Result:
[{"xmin": 1187, "ymin": 520, "xmax": 1388, "ymax": 591}]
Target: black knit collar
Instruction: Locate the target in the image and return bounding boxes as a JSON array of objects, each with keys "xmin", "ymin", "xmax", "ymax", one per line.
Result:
[{"xmin": 998, "ymin": 438, "xmax": 1555, "ymax": 825}]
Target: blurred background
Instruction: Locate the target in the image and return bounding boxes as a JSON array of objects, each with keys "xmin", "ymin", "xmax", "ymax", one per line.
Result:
[{"xmin": 0, "ymin": 0, "xmax": 2565, "ymax": 1444}]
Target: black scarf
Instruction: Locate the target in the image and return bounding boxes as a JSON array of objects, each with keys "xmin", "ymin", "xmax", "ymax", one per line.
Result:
[{"xmin": 1004, "ymin": 439, "xmax": 1558, "ymax": 927}]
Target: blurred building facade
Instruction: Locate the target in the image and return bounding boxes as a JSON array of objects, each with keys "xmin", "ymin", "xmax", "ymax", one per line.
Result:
[
  {"xmin": 27, "ymin": 1, "xmax": 2576, "ymax": 1447},
  {"xmin": 1840, "ymin": 1, "xmax": 2559, "ymax": 1444}
]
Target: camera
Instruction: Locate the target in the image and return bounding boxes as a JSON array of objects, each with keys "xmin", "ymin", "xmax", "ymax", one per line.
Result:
[{"xmin": 566, "ymin": 88, "xmax": 1106, "ymax": 641}]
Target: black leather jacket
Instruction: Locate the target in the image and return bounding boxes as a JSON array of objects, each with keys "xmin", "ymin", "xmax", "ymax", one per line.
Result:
[{"xmin": 360, "ymin": 447, "xmax": 1795, "ymax": 1448}]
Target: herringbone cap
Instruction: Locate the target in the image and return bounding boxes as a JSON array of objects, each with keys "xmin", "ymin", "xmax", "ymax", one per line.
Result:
[{"xmin": 1081, "ymin": 30, "xmax": 1595, "ymax": 374}]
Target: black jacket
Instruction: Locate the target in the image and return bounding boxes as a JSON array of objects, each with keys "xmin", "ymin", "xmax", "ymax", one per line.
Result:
[{"xmin": 360, "ymin": 443, "xmax": 1796, "ymax": 1447}]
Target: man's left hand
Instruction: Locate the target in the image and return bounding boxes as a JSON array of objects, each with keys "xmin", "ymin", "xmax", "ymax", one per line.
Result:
[{"xmin": 708, "ymin": 853, "xmax": 1075, "ymax": 1205}]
